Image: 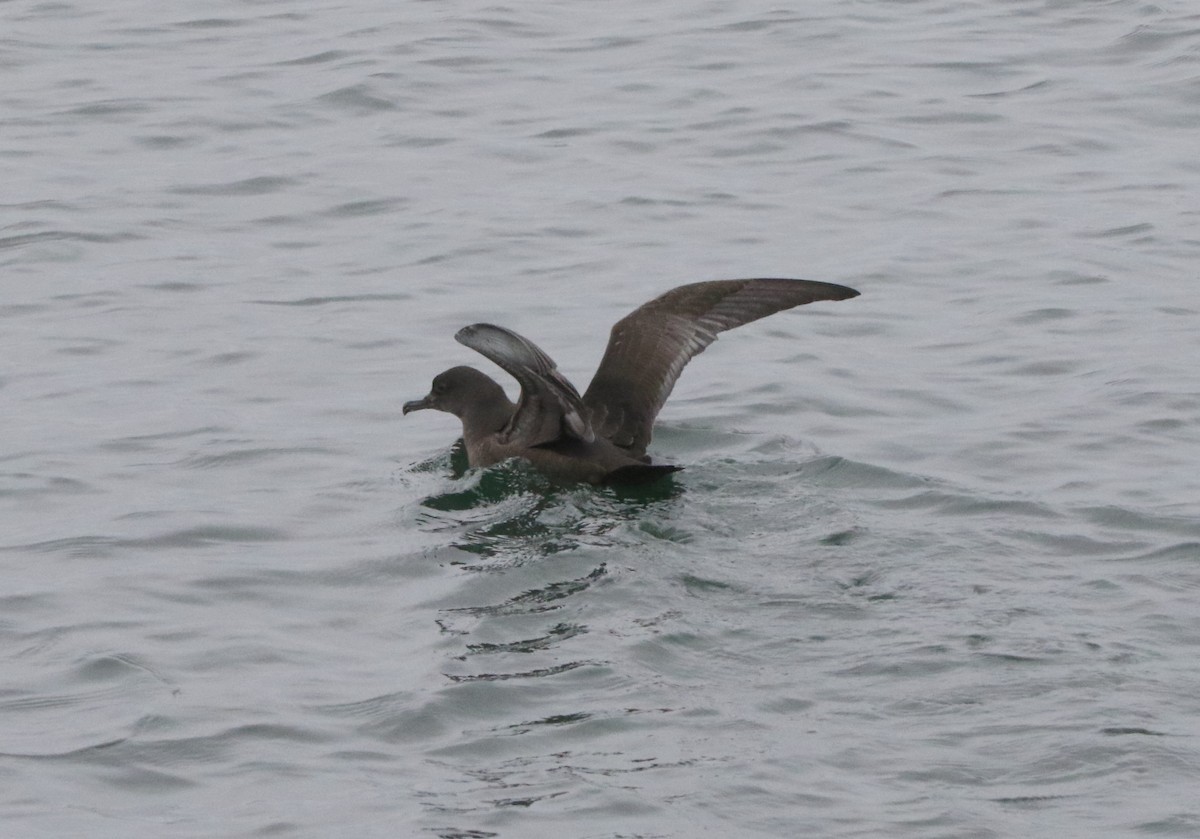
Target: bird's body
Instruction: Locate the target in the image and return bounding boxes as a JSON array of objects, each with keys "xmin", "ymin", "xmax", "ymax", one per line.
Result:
[
  {"xmin": 404, "ymin": 278, "xmax": 859, "ymax": 484},
  {"xmin": 475, "ymin": 434, "xmax": 664, "ymax": 486}
]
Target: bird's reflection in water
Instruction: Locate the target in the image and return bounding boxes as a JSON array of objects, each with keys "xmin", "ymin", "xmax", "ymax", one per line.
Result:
[
  {"xmin": 408, "ymin": 441, "xmax": 683, "ymax": 687},
  {"xmin": 414, "ymin": 439, "xmax": 683, "ymax": 570}
]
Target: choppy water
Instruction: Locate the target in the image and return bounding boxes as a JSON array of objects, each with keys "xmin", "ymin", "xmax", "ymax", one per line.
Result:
[{"xmin": 4, "ymin": 1, "xmax": 1199, "ymax": 837}]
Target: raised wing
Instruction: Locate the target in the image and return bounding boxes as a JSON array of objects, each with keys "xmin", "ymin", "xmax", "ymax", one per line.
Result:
[
  {"xmin": 455, "ymin": 323, "xmax": 594, "ymax": 447},
  {"xmin": 582, "ymin": 278, "xmax": 859, "ymax": 457}
]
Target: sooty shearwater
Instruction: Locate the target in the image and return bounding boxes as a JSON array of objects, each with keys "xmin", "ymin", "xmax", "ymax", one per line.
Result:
[{"xmin": 403, "ymin": 278, "xmax": 859, "ymax": 485}]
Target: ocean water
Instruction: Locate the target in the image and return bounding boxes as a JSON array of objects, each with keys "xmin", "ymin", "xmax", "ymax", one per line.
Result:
[{"xmin": 3, "ymin": 1, "xmax": 1199, "ymax": 837}]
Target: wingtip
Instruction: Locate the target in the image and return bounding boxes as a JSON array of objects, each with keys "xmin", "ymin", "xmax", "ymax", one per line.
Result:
[
  {"xmin": 803, "ymin": 280, "xmax": 859, "ymax": 301},
  {"xmin": 747, "ymin": 277, "xmax": 860, "ymax": 302},
  {"xmin": 454, "ymin": 323, "xmax": 493, "ymax": 346}
]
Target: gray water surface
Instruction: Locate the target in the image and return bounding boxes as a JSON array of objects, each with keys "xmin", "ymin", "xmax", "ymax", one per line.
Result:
[{"xmin": 3, "ymin": 1, "xmax": 1199, "ymax": 837}]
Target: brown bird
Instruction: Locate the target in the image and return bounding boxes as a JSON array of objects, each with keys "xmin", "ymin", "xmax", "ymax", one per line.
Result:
[{"xmin": 404, "ymin": 278, "xmax": 859, "ymax": 484}]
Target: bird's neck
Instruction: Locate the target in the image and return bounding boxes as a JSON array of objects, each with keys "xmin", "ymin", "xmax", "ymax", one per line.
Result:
[{"xmin": 459, "ymin": 394, "xmax": 515, "ymax": 440}]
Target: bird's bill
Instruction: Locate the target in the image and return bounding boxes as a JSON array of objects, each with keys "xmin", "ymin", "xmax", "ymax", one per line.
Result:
[{"xmin": 402, "ymin": 395, "xmax": 432, "ymax": 415}]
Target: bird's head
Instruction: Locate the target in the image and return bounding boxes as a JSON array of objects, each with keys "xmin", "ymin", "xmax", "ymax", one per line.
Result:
[{"xmin": 403, "ymin": 366, "xmax": 509, "ymax": 421}]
